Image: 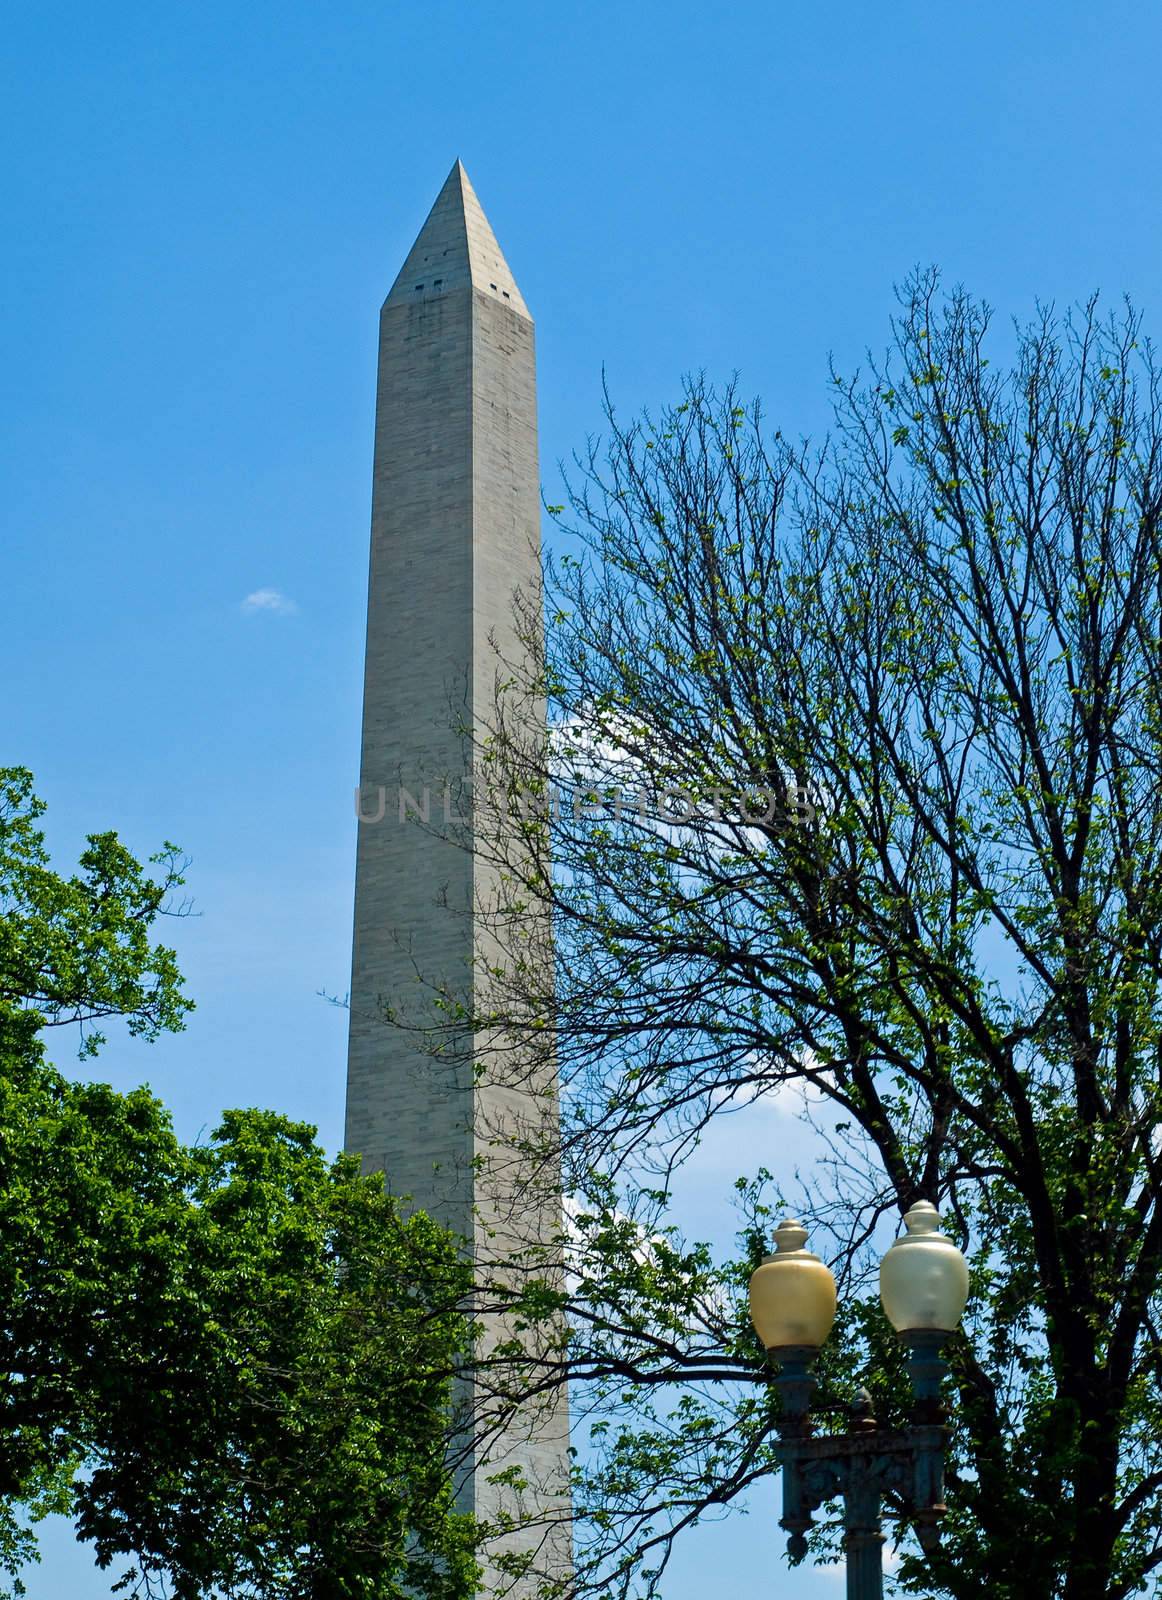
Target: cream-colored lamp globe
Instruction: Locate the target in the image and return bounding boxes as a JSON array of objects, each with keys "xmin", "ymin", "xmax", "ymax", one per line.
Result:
[
  {"xmin": 748, "ymin": 1219, "xmax": 837, "ymax": 1352},
  {"xmin": 878, "ymin": 1201, "xmax": 969, "ymax": 1333}
]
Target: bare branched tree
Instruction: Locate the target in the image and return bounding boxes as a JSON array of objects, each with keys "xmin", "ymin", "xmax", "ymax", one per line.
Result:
[{"xmin": 386, "ymin": 270, "xmax": 1162, "ymax": 1600}]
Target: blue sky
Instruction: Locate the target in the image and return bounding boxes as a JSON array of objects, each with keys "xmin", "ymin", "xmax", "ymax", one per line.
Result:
[{"xmin": 3, "ymin": 0, "xmax": 1162, "ymax": 1593}]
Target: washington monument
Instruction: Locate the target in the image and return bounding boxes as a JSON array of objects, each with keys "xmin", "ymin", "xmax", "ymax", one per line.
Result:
[{"xmin": 346, "ymin": 162, "xmax": 570, "ymax": 1593}]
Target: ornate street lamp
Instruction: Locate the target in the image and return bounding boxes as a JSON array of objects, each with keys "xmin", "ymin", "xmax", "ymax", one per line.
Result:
[{"xmin": 748, "ymin": 1203, "xmax": 969, "ymax": 1600}]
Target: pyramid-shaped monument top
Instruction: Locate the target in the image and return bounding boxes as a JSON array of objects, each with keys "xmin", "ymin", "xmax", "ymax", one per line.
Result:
[{"xmin": 385, "ymin": 160, "xmax": 529, "ymax": 318}]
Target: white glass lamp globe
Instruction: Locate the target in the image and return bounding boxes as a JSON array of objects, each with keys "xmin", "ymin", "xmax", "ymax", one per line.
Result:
[
  {"xmin": 878, "ymin": 1201, "xmax": 969, "ymax": 1333},
  {"xmin": 748, "ymin": 1219, "xmax": 837, "ymax": 1352}
]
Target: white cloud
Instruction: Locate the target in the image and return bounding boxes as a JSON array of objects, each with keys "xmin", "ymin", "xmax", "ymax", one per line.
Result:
[
  {"xmin": 241, "ymin": 588, "xmax": 298, "ymax": 616},
  {"xmin": 548, "ymin": 705, "xmax": 830, "ymax": 855},
  {"xmin": 704, "ymin": 1048, "xmax": 835, "ymax": 1121}
]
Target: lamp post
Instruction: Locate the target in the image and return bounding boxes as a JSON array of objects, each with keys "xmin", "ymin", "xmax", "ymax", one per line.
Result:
[{"xmin": 748, "ymin": 1203, "xmax": 969, "ymax": 1600}]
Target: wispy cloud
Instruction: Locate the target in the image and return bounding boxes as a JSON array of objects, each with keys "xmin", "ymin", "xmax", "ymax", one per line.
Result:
[{"xmin": 241, "ymin": 588, "xmax": 298, "ymax": 616}]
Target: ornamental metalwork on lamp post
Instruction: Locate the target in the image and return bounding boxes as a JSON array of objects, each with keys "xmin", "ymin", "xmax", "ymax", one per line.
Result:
[{"xmin": 747, "ymin": 1203, "xmax": 969, "ymax": 1600}]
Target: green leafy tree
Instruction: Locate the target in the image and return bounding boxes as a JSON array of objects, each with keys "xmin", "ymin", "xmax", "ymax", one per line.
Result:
[
  {"xmin": 0, "ymin": 766, "xmax": 191, "ymax": 1056},
  {"xmin": 0, "ymin": 769, "xmax": 477, "ymax": 1599},
  {"xmin": 455, "ymin": 275, "xmax": 1162, "ymax": 1600}
]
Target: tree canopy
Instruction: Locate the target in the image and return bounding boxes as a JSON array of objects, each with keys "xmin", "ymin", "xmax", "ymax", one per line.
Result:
[
  {"xmin": 0, "ymin": 768, "xmax": 477, "ymax": 1600},
  {"xmin": 446, "ymin": 273, "xmax": 1162, "ymax": 1600}
]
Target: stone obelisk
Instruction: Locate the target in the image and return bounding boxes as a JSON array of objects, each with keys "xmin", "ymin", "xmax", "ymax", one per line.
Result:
[{"xmin": 346, "ymin": 162, "xmax": 570, "ymax": 1593}]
